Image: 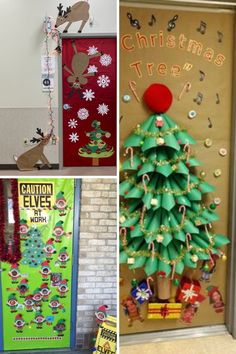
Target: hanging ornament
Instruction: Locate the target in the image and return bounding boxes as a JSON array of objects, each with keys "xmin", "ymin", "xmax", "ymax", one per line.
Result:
[{"xmin": 155, "ymin": 116, "xmax": 164, "ymax": 127}]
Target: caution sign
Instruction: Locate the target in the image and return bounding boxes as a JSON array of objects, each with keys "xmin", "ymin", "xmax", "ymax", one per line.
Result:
[
  {"xmin": 95, "ymin": 316, "xmax": 117, "ymax": 354},
  {"xmin": 18, "ymin": 182, "xmax": 55, "ymax": 224}
]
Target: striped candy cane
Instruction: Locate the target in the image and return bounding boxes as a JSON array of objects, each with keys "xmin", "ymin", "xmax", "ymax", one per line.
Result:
[
  {"xmin": 142, "ymin": 174, "xmax": 150, "ymax": 194},
  {"xmin": 148, "ymin": 242, "xmax": 155, "ymax": 260},
  {"xmin": 179, "ymin": 205, "xmax": 186, "ymax": 227},
  {"xmin": 120, "ymin": 227, "xmax": 127, "ymax": 246},
  {"xmin": 186, "ymin": 233, "xmax": 192, "ymax": 250},
  {"xmin": 171, "ymin": 261, "xmax": 176, "ymax": 280},
  {"xmin": 129, "ymin": 80, "xmax": 140, "ymax": 102},
  {"xmin": 125, "ymin": 147, "xmax": 134, "ymax": 168},
  {"xmin": 184, "ymin": 142, "xmax": 191, "ymax": 162},
  {"xmin": 146, "ymin": 276, "xmax": 154, "ymax": 295},
  {"xmin": 178, "ymin": 82, "xmax": 192, "ymax": 101}
]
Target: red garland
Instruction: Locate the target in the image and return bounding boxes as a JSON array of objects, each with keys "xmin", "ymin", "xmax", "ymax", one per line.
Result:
[{"xmin": 0, "ymin": 179, "xmax": 21, "ymax": 263}]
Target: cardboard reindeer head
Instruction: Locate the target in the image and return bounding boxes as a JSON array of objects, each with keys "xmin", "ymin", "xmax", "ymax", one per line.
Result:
[
  {"xmin": 55, "ymin": 1, "xmax": 90, "ymax": 33},
  {"xmin": 14, "ymin": 128, "xmax": 52, "ymax": 171}
]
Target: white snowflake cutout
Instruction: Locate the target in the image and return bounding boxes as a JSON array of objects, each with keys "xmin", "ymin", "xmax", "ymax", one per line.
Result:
[
  {"xmin": 87, "ymin": 46, "xmax": 98, "ymax": 55},
  {"xmin": 68, "ymin": 119, "xmax": 78, "ymax": 129},
  {"xmin": 100, "ymin": 54, "xmax": 112, "ymax": 66},
  {"xmin": 87, "ymin": 65, "xmax": 98, "ymax": 74},
  {"xmin": 77, "ymin": 108, "xmax": 89, "ymax": 120},
  {"xmin": 82, "ymin": 89, "xmax": 95, "ymax": 101},
  {"xmin": 69, "ymin": 132, "xmax": 79, "ymax": 143},
  {"xmin": 97, "ymin": 75, "xmax": 110, "ymax": 88},
  {"xmin": 97, "ymin": 103, "xmax": 109, "ymax": 116}
]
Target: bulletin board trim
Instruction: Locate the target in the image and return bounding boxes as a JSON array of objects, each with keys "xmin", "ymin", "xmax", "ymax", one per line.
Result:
[
  {"xmin": 121, "ymin": 0, "xmax": 236, "ymax": 9},
  {"xmin": 0, "ymin": 264, "xmax": 3, "ymax": 351},
  {"xmin": 58, "ymin": 33, "xmax": 116, "ymax": 169}
]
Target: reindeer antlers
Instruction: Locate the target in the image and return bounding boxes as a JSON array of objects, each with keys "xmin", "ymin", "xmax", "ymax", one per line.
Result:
[
  {"xmin": 57, "ymin": 3, "xmax": 63, "ymax": 16},
  {"xmin": 36, "ymin": 128, "xmax": 44, "ymax": 138},
  {"xmin": 64, "ymin": 6, "xmax": 71, "ymax": 17}
]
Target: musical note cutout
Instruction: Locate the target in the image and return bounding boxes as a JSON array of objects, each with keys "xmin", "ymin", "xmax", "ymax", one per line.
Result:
[
  {"xmin": 217, "ymin": 31, "xmax": 223, "ymax": 43},
  {"xmin": 127, "ymin": 12, "xmax": 141, "ymax": 30},
  {"xmin": 216, "ymin": 93, "xmax": 220, "ymax": 104},
  {"xmin": 167, "ymin": 15, "xmax": 178, "ymax": 32},
  {"xmin": 208, "ymin": 117, "xmax": 213, "ymax": 128},
  {"xmin": 197, "ymin": 20, "xmax": 207, "ymax": 34},
  {"xmin": 193, "ymin": 92, "xmax": 203, "ymax": 105},
  {"xmin": 199, "ymin": 70, "xmax": 205, "ymax": 82},
  {"xmin": 148, "ymin": 14, "xmax": 156, "ymax": 26}
]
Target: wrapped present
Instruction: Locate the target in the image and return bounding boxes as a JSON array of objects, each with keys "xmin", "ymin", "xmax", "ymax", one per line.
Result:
[
  {"xmin": 147, "ymin": 303, "xmax": 182, "ymax": 319},
  {"xmin": 176, "ymin": 277, "xmax": 205, "ymax": 304},
  {"xmin": 95, "ymin": 315, "xmax": 117, "ymax": 354},
  {"xmin": 131, "ymin": 278, "xmax": 153, "ymax": 304}
]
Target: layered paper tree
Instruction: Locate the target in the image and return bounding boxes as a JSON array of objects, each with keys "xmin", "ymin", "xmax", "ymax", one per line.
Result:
[
  {"xmin": 22, "ymin": 227, "xmax": 45, "ymax": 268},
  {"xmin": 120, "ymin": 84, "xmax": 229, "ymax": 281}
]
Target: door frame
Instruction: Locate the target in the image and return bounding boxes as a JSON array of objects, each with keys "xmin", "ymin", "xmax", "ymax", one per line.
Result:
[
  {"xmin": 58, "ymin": 33, "xmax": 116, "ymax": 169},
  {"xmin": 120, "ymin": 0, "xmax": 236, "ymax": 346}
]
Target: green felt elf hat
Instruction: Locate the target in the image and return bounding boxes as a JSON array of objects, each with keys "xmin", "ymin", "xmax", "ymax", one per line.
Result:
[
  {"xmin": 56, "ymin": 191, "xmax": 64, "ymax": 199},
  {"xmin": 55, "ymin": 220, "xmax": 64, "ymax": 227}
]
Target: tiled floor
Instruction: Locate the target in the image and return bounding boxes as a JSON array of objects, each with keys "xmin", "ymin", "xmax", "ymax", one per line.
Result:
[{"xmin": 120, "ymin": 334, "xmax": 236, "ymax": 354}]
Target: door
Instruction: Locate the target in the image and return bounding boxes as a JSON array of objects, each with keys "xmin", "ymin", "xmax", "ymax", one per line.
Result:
[
  {"xmin": 0, "ymin": 178, "xmax": 78, "ymax": 351},
  {"xmin": 62, "ymin": 35, "xmax": 117, "ymax": 167}
]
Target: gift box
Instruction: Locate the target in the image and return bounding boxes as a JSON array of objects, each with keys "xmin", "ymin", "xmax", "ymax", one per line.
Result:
[
  {"xmin": 176, "ymin": 277, "xmax": 205, "ymax": 304},
  {"xmin": 147, "ymin": 303, "xmax": 182, "ymax": 319},
  {"xmin": 95, "ymin": 315, "xmax": 117, "ymax": 354},
  {"xmin": 131, "ymin": 280, "xmax": 152, "ymax": 304}
]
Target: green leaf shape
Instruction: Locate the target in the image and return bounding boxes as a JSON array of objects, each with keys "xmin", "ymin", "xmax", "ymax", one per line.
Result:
[
  {"xmin": 199, "ymin": 181, "xmax": 215, "ymax": 193},
  {"xmin": 214, "ymin": 234, "xmax": 230, "ymax": 247}
]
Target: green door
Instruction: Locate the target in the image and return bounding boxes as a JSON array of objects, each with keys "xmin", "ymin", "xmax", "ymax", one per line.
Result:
[{"xmin": 1, "ymin": 178, "xmax": 75, "ymax": 351}]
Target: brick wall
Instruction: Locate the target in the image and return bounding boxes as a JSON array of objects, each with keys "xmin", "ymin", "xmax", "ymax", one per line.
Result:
[{"xmin": 76, "ymin": 178, "xmax": 117, "ymax": 349}]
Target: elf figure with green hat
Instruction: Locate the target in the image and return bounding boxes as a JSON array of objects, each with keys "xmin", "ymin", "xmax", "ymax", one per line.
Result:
[
  {"xmin": 57, "ymin": 279, "xmax": 69, "ymax": 298},
  {"xmin": 49, "ymin": 295, "xmax": 64, "ymax": 314},
  {"xmin": 19, "ymin": 219, "xmax": 29, "ymax": 241},
  {"xmin": 53, "ymin": 318, "xmax": 66, "ymax": 336},
  {"xmin": 120, "ymin": 83, "xmax": 230, "ymax": 301},
  {"xmin": 32, "ymin": 312, "xmax": 46, "ymax": 329},
  {"xmin": 52, "ymin": 220, "xmax": 72, "ymax": 243},
  {"xmin": 17, "ymin": 279, "xmax": 29, "ymax": 298},
  {"xmin": 7, "ymin": 293, "xmax": 19, "ymax": 313},
  {"xmin": 8, "ymin": 263, "xmax": 21, "ymax": 284},
  {"xmin": 43, "ymin": 238, "xmax": 57, "ymax": 260},
  {"xmin": 39, "ymin": 260, "xmax": 52, "ymax": 281},
  {"xmin": 32, "ymin": 288, "xmax": 43, "ymax": 308},
  {"xmin": 24, "ymin": 294, "xmax": 35, "ymax": 312},
  {"xmin": 53, "ymin": 191, "xmax": 69, "ymax": 217},
  {"xmin": 57, "ymin": 247, "xmax": 70, "ymax": 268}
]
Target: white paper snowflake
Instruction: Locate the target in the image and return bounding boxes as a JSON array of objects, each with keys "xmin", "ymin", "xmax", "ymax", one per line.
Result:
[
  {"xmin": 100, "ymin": 54, "xmax": 112, "ymax": 66},
  {"xmin": 97, "ymin": 75, "xmax": 110, "ymax": 88},
  {"xmin": 69, "ymin": 132, "xmax": 79, "ymax": 143},
  {"xmin": 68, "ymin": 119, "xmax": 78, "ymax": 129},
  {"xmin": 87, "ymin": 46, "xmax": 98, "ymax": 55},
  {"xmin": 82, "ymin": 89, "xmax": 95, "ymax": 101},
  {"xmin": 77, "ymin": 108, "xmax": 89, "ymax": 120},
  {"xmin": 87, "ymin": 65, "xmax": 98, "ymax": 74},
  {"xmin": 97, "ymin": 103, "xmax": 109, "ymax": 116}
]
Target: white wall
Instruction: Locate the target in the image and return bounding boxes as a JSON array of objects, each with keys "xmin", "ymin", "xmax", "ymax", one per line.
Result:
[{"xmin": 0, "ymin": 0, "xmax": 116, "ymax": 108}]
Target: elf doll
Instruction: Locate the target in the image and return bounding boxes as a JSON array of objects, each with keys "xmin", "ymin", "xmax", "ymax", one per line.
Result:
[
  {"xmin": 44, "ymin": 238, "xmax": 57, "ymax": 260},
  {"xmin": 39, "ymin": 260, "xmax": 52, "ymax": 281},
  {"xmin": 7, "ymin": 293, "xmax": 18, "ymax": 313},
  {"xmin": 53, "ymin": 191, "xmax": 68, "ymax": 216},
  {"xmin": 53, "ymin": 318, "xmax": 66, "ymax": 336},
  {"xmin": 40, "ymin": 282, "xmax": 51, "ymax": 301},
  {"xmin": 52, "ymin": 221, "xmax": 72, "ymax": 243},
  {"xmin": 49, "ymin": 295, "xmax": 63, "ymax": 314},
  {"xmin": 57, "ymin": 247, "xmax": 70, "ymax": 268},
  {"xmin": 8, "ymin": 263, "xmax": 21, "ymax": 284},
  {"xmin": 24, "ymin": 295, "xmax": 35, "ymax": 312},
  {"xmin": 32, "ymin": 312, "xmax": 46, "ymax": 329}
]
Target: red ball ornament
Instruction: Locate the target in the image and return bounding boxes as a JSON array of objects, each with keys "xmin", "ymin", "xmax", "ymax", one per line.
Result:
[{"xmin": 143, "ymin": 83, "xmax": 173, "ymax": 113}]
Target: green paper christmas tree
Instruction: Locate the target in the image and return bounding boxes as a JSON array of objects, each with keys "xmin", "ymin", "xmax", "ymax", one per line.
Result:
[
  {"xmin": 22, "ymin": 227, "xmax": 45, "ymax": 268},
  {"xmin": 78, "ymin": 120, "xmax": 114, "ymax": 166},
  {"xmin": 120, "ymin": 84, "xmax": 229, "ymax": 288}
]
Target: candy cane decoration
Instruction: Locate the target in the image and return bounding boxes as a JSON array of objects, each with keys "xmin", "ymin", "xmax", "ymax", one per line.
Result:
[
  {"xmin": 142, "ymin": 174, "xmax": 150, "ymax": 194},
  {"xmin": 140, "ymin": 205, "xmax": 146, "ymax": 226},
  {"xmin": 148, "ymin": 242, "xmax": 155, "ymax": 260},
  {"xmin": 120, "ymin": 227, "xmax": 127, "ymax": 247},
  {"xmin": 208, "ymin": 251, "xmax": 215, "ymax": 266},
  {"xmin": 187, "ymin": 174, "xmax": 191, "ymax": 192},
  {"xmin": 171, "ymin": 261, "xmax": 176, "ymax": 280},
  {"xmin": 184, "ymin": 142, "xmax": 191, "ymax": 162},
  {"xmin": 178, "ymin": 82, "xmax": 192, "ymax": 101},
  {"xmin": 129, "ymin": 81, "xmax": 140, "ymax": 102},
  {"xmin": 179, "ymin": 205, "xmax": 186, "ymax": 227},
  {"xmin": 147, "ymin": 276, "xmax": 154, "ymax": 295},
  {"xmin": 186, "ymin": 233, "xmax": 192, "ymax": 250},
  {"xmin": 204, "ymin": 224, "xmax": 210, "ymax": 240},
  {"xmin": 125, "ymin": 147, "xmax": 134, "ymax": 168}
]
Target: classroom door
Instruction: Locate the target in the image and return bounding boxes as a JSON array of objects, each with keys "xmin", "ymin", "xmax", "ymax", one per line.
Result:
[{"xmin": 0, "ymin": 178, "xmax": 78, "ymax": 351}]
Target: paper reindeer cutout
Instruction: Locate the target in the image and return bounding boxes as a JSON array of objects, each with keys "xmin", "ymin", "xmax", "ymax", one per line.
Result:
[
  {"xmin": 55, "ymin": 1, "xmax": 90, "ymax": 33},
  {"xmin": 63, "ymin": 40, "xmax": 101, "ymax": 96},
  {"xmin": 14, "ymin": 128, "xmax": 52, "ymax": 171}
]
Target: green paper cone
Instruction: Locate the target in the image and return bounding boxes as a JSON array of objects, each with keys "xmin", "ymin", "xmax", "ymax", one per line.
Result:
[
  {"xmin": 145, "ymin": 256, "xmax": 159, "ymax": 276},
  {"xmin": 176, "ymin": 196, "xmax": 191, "ymax": 207},
  {"xmin": 176, "ymin": 161, "xmax": 189, "ymax": 175},
  {"xmin": 175, "ymin": 260, "xmax": 185, "ymax": 274},
  {"xmin": 140, "ymin": 115, "xmax": 156, "ymax": 131},
  {"xmin": 162, "ymin": 192, "xmax": 175, "ymax": 211},
  {"xmin": 138, "ymin": 161, "xmax": 155, "ymax": 175},
  {"xmin": 142, "ymin": 137, "xmax": 158, "ymax": 152},
  {"xmin": 175, "ymin": 131, "xmax": 196, "ymax": 145},
  {"xmin": 123, "ymin": 154, "xmax": 141, "ymax": 170},
  {"xmin": 214, "ymin": 234, "xmax": 230, "ymax": 247},
  {"xmin": 142, "ymin": 192, "xmax": 153, "ymax": 210},
  {"xmin": 121, "ymin": 215, "xmax": 140, "ymax": 228},
  {"xmin": 184, "ymin": 252, "xmax": 197, "ymax": 268},
  {"xmin": 162, "ymin": 232, "xmax": 172, "ymax": 247},
  {"xmin": 189, "ymin": 157, "xmax": 201, "ymax": 167},
  {"xmin": 120, "ymin": 250, "xmax": 128, "ymax": 264},
  {"xmin": 124, "ymin": 134, "xmax": 143, "ymax": 148},
  {"xmin": 125, "ymin": 186, "xmax": 143, "ymax": 199},
  {"xmin": 187, "ymin": 188, "xmax": 202, "ymax": 201},
  {"xmin": 183, "ymin": 219, "xmax": 199, "ymax": 234},
  {"xmin": 130, "ymin": 255, "xmax": 147, "ymax": 269},
  {"xmin": 168, "ymin": 243, "xmax": 179, "ymax": 260},
  {"xmin": 191, "ymin": 235, "xmax": 209, "ymax": 248},
  {"xmin": 173, "ymin": 230, "xmax": 186, "ymax": 242},
  {"xmin": 199, "ymin": 182, "xmax": 215, "ymax": 194},
  {"xmin": 202, "ymin": 209, "xmax": 219, "ymax": 222},
  {"xmin": 164, "ymin": 134, "xmax": 180, "ymax": 151},
  {"xmin": 130, "ymin": 224, "xmax": 143, "ymax": 237},
  {"xmin": 120, "ymin": 180, "xmax": 133, "ymax": 196},
  {"xmin": 156, "ymin": 164, "xmax": 173, "ymax": 177}
]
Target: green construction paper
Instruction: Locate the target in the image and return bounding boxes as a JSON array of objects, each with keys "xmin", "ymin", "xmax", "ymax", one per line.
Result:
[
  {"xmin": 173, "ymin": 230, "xmax": 186, "ymax": 242},
  {"xmin": 146, "ymin": 211, "xmax": 161, "ymax": 233},
  {"xmin": 152, "ymin": 194, "xmax": 162, "ymax": 211},
  {"xmin": 119, "ymin": 180, "xmax": 133, "ymax": 196},
  {"xmin": 183, "ymin": 219, "xmax": 199, "ymax": 234},
  {"xmin": 2, "ymin": 178, "xmax": 74, "ymax": 351},
  {"xmin": 129, "ymin": 244, "xmax": 147, "ymax": 269},
  {"xmin": 130, "ymin": 224, "xmax": 143, "ymax": 237},
  {"xmin": 120, "ymin": 215, "xmax": 139, "ymax": 227},
  {"xmin": 142, "ymin": 192, "xmax": 153, "ymax": 210},
  {"xmin": 120, "ymin": 250, "xmax": 128, "ymax": 263},
  {"xmin": 175, "ymin": 196, "xmax": 191, "ymax": 207},
  {"xmin": 138, "ymin": 161, "xmax": 155, "ymax": 176},
  {"xmin": 189, "ymin": 157, "xmax": 201, "ymax": 167},
  {"xmin": 125, "ymin": 186, "xmax": 143, "ymax": 199},
  {"xmin": 162, "ymin": 232, "xmax": 172, "ymax": 246},
  {"xmin": 199, "ymin": 181, "xmax": 215, "ymax": 194},
  {"xmin": 163, "ymin": 134, "xmax": 181, "ymax": 151},
  {"xmin": 142, "ymin": 137, "xmax": 158, "ymax": 152},
  {"xmin": 175, "ymin": 131, "xmax": 196, "ymax": 145},
  {"xmin": 123, "ymin": 154, "xmax": 141, "ymax": 170},
  {"xmin": 161, "ymin": 180, "xmax": 175, "ymax": 211},
  {"xmin": 191, "ymin": 235, "xmax": 210, "ymax": 249},
  {"xmin": 156, "ymin": 164, "xmax": 173, "ymax": 177},
  {"xmin": 145, "ymin": 256, "xmax": 159, "ymax": 276},
  {"xmin": 192, "ymin": 216, "xmax": 208, "ymax": 226},
  {"xmin": 175, "ymin": 260, "xmax": 185, "ymax": 274},
  {"xmin": 202, "ymin": 209, "xmax": 219, "ymax": 222},
  {"xmin": 168, "ymin": 243, "xmax": 179, "ymax": 260},
  {"xmin": 184, "ymin": 252, "xmax": 197, "ymax": 268},
  {"xmin": 187, "ymin": 188, "xmax": 202, "ymax": 201},
  {"xmin": 163, "ymin": 114, "xmax": 180, "ymax": 129},
  {"xmin": 124, "ymin": 134, "xmax": 143, "ymax": 148},
  {"xmin": 214, "ymin": 234, "xmax": 230, "ymax": 247},
  {"xmin": 176, "ymin": 161, "xmax": 189, "ymax": 175},
  {"xmin": 140, "ymin": 114, "xmax": 156, "ymax": 131}
]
